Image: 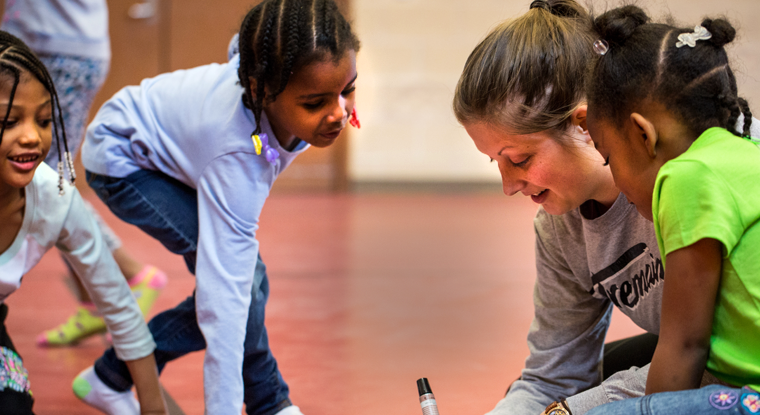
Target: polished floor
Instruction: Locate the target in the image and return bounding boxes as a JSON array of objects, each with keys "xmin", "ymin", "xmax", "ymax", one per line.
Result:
[{"xmin": 7, "ymin": 190, "xmax": 644, "ymax": 414}]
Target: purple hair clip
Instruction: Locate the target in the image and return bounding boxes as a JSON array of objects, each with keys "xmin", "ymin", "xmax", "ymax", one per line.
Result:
[{"xmin": 251, "ymin": 132, "xmax": 280, "ymax": 164}]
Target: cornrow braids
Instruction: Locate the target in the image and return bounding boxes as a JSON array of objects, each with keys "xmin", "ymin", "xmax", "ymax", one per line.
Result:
[
  {"xmin": 237, "ymin": 0, "xmax": 360, "ymax": 136},
  {"xmin": 0, "ymin": 30, "xmax": 74, "ymax": 195},
  {"xmin": 587, "ymin": 6, "xmax": 752, "ymax": 140}
]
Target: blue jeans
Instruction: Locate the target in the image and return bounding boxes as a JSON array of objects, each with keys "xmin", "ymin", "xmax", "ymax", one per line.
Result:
[
  {"xmin": 587, "ymin": 384, "xmax": 760, "ymax": 415},
  {"xmin": 86, "ymin": 169, "xmax": 291, "ymax": 415}
]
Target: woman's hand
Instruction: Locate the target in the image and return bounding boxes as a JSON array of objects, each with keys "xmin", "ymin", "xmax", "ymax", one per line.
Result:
[{"xmin": 541, "ymin": 399, "xmax": 572, "ymax": 415}]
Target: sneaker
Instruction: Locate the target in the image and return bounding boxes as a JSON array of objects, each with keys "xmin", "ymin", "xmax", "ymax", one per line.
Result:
[
  {"xmin": 37, "ymin": 306, "xmax": 107, "ymax": 346},
  {"xmin": 73, "ymin": 366, "xmax": 139, "ymax": 415},
  {"xmin": 275, "ymin": 405, "xmax": 304, "ymax": 415},
  {"xmin": 129, "ymin": 265, "xmax": 168, "ymax": 317}
]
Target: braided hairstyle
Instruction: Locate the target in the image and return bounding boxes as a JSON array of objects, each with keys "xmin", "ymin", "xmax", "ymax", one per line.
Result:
[
  {"xmin": 587, "ymin": 6, "xmax": 752, "ymax": 139},
  {"xmin": 453, "ymin": 0, "xmax": 595, "ymax": 137},
  {"xmin": 0, "ymin": 30, "xmax": 73, "ymax": 194},
  {"xmin": 237, "ymin": 0, "xmax": 360, "ymax": 136}
]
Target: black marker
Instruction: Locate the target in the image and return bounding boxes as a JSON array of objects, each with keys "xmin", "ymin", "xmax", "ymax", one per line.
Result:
[{"xmin": 417, "ymin": 378, "xmax": 440, "ymax": 415}]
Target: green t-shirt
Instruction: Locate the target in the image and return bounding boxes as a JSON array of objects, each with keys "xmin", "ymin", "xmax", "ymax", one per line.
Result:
[{"xmin": 653, "ymin": 127, "xmax": 760, "ymax": 390}]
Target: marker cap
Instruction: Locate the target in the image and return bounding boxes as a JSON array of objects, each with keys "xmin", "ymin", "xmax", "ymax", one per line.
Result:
[{"xmin": 417, "ymin": 378, "xmax": 433, "ymax": 396}]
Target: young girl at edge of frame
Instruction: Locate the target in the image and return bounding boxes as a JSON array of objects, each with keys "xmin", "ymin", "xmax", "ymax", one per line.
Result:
[
  {"xmin": 0, "ymin": 31, "xmax": 167, "ymax": 415},
  {"xmin": 73, "ymin": 0, "xmax": 360, "ymax": 414},
  {"xmin": 584, "ymin": 6, "xmax": 760, "ymax": 415},
  {"xmin": 2, "ymin": 0, "xmax": 169, "ymax": 349},
  {"xmin": 452, "ymin": 1, "xmax": 760, "ymax": 415}
]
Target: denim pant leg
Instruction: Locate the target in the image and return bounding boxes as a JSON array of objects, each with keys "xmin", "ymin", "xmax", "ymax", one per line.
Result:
[
  {"xmin": 94, "ymin": 292, "xmax": 205, "ymax": 391},
  {"xmin": 86, "ymin": 169, "xmax": 198, "ymax": 274},
  {"xmin": 586, "ymin": 384, "xmax": 760, "ymax": 415}
]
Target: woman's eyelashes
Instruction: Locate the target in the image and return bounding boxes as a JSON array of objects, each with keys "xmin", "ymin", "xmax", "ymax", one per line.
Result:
[
  {"xmin": 490, "ymin": 155, "xmax": 530, "ymax": 167},
  {"xmin": 602, "ymin": 156, "xmax": 610, "ymax": 166},
  {"xmin": 510, "ymin": 155, "xmax": 530, "ymax": 168}
]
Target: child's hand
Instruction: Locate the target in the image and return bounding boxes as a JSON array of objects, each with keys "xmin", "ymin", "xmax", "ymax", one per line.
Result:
[{"xmin": 125, "ymin": 354, "xmax": 169, "ymax": 415}]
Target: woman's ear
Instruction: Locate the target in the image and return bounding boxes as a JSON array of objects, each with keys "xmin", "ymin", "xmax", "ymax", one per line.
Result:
[
  {"xmin": 630, "ymin": 112, "xmax": 658, "ymax": 158},
  {"xmin": 571, "ymin": 104, "xmax": 588, "ymax": 133},
  {"xmin": 570, "ymin": 104, "xmax": 591, "ymax": 143}
]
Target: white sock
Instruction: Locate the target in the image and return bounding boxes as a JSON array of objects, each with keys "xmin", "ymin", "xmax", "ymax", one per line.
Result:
[
  {"xmin": 275, "ymin": 405, "xmax": 304, "ymax": 415},
  {"xmin": 72, "ymin": 366, "xmax": 140, "ymax": 415}
]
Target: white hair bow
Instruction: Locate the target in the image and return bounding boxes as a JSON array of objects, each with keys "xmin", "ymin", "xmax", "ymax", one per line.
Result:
[{"xmin": 676, "ymin": 25, "xmax": 712, "ymax": 48}]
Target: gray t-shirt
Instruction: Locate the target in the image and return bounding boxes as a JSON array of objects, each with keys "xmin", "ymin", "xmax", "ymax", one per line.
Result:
[{"xmin": 487, "ymin": 193, "xmax": 662, "ymax": 415}]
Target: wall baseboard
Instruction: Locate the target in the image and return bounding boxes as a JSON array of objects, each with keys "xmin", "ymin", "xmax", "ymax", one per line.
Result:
[{"xmin": 351, "ymin": 181, "xmax": 502, "ymax": 194}]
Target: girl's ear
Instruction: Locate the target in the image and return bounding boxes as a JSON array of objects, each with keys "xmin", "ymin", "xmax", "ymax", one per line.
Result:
[{"xmin": 630, "ymin": 112, "xmax": 658, "ymax": 159}]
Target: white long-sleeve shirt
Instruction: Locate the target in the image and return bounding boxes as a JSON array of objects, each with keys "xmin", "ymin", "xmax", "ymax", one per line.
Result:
[{"xmin": 0, "ymin": 163, "xmax": 154, "ymax": 361}]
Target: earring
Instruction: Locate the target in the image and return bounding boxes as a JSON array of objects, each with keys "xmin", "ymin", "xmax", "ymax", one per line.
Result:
[{"xmin": 349, "ymin": 107, "xmax": 361, "ymax": 129}]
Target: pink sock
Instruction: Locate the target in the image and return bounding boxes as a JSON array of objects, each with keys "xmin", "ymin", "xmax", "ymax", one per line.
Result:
[
  {"xmin": 80, "ymin": 301, "xmax": 98, "ymax": 313},
  {"xmin": 127, "ymin": 265, "xmax": 168, "ymax": 289}
]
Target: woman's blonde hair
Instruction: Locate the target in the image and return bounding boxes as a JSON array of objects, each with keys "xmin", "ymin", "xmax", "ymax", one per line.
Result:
[{"xmin": 453, "ymin": 0, "xmax": 593, "ymax": 136}]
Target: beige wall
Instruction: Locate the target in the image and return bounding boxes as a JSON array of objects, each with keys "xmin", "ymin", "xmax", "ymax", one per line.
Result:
[{"xmin": 348, "ymin": 0, "xmax": 760, "ymax": 184}]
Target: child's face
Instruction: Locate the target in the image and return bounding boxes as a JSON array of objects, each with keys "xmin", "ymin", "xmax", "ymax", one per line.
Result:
[
  {"xmin": 464, "ymin": 121, "xmax": 614, "ymax": 215},
  {"xmin": 0, "ymin": 74, "xmax": 52, "ymax": 191},
  {"xmin": 586, "ymin": 111, "xmax": 658, "ymax": 221},
  {"xmin": 263, "ymin": 50, "xmax": 357, "ymax": 148}
]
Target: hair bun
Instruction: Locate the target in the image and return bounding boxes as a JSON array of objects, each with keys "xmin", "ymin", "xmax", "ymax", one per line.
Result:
[
  {"xmin": 701, "ymin": 18, "xmax": 736, "ymax": 47},
  {"xmin": 530, "ymin": 0, "xmax": 586, "ymax": 19},
  {"xmin": 593, "ymin": 5, "xmax": 649, "ymax": 45}
]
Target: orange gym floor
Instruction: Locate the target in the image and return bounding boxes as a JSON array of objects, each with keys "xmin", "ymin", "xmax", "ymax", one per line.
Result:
[{"xmin": 7, "ymin": 190, "xmax": 643, "ymax": 414}]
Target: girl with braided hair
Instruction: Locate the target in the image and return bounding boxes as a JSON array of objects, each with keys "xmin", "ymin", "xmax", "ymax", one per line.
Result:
[
  {"xmin": 73, "ymin": 0, "xmax": 360, "ymax": 414},
  {"xmin": 0, "ymin": 30, "xmax": 167, "ymax": 415},
  {"xmin": 1, "ymin": 0, "xmax": 169, "ymax": 349},
  {"xmin": 583, "ymin": 6, "xmax": 760, "ymax": 415},
  {"xmin": 453, "ymin": 1, "xmax": 760, "ymax": 414}
]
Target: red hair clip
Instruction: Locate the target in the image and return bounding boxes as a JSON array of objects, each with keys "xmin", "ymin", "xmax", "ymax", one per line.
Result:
[{"xmin": 349, "ymin": 107, "xmax": 361, "ymax": 129}]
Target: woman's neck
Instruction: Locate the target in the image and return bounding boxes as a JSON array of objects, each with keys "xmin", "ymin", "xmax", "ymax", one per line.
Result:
[{"xmin": 581, "ymin": 171, "xmax": 621, "ymax": 219}]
